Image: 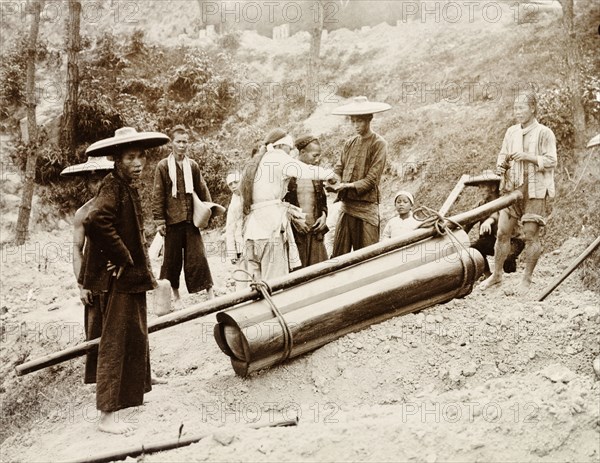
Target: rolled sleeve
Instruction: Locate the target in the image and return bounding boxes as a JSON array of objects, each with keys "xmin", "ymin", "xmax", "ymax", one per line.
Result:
[
  {"xmin": 536, "ymin": 128, "xmax": 557, "ymax": 170},
  {"xmin": 152, "ymin": 162, "xmax": 167, "ymax": 224},
  {"xmin": 352, "ymin": 138, "xmax": 387, "ymax": 196}
]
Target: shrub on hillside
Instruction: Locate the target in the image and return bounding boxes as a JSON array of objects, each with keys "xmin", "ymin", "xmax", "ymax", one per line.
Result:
[
  {"xmin": 217, "ymin": 31, "xmax": 242, "ymax": 53},
  {"xmin": 156, "ymin": 51, "xmax": 238, "ymax": 132},
  {"xmin": 0, "ymin": 35, "xmax": 49, "ymax": 117},
  {"xmin": 537, "ymin": 88, "xmax": 575, "ymax": 153}
]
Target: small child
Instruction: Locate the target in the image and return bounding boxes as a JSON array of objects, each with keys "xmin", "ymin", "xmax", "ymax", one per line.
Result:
[
  {"xmin": 225, "ymin": 171, "xmax": 243, "ymax": 264},
  {"xmin": 382, "ymin": 190, "xmax": 419, "ymax": 240}
]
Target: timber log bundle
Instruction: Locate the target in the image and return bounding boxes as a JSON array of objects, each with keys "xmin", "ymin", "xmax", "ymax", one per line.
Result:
[{"xmin": 214, "ymin": 230, "xmax": 486, "ymax": 376}]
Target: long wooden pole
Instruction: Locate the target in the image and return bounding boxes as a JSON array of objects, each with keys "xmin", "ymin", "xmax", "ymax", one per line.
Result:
[
  {"xmin": 15, "ymin": 190, "xmax": 522, "ymax": 376},
  {"xmin": 66, "ymin": 417, "xmax": 298, "ymax": 463},
  {"xmin": 438, "ymin": 174, "xmax": 469, "ymax": 216},
  {"xmin": 537, "ymin": 235, "xmax": 600, "ymax": 301}
]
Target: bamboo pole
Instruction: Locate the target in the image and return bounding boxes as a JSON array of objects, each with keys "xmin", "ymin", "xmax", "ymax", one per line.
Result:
[
  {"xmin": 66, "ymin": 417, "xmax": 298, "ymax": 463},
  {"xmin": 537, "ymin": 235, "xmax": 600, "ymax": 301},
  {"xmin": 15, "ymin": 190, "xmax": 521, "ymax": 376}
]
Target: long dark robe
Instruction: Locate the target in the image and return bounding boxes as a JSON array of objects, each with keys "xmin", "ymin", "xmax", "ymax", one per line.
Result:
[{"xmin": 84, "ymin": 171, "xmax": 155, "ymax": 412}]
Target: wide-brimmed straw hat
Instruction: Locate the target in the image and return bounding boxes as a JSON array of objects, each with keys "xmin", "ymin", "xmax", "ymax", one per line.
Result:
[
  {"xmin": 587, "ymin": 134, "xmax": 600, "ymax": 148},
  {"xmin": 193, "ymin": 196, "xmax": 227, "ymax": 230},
  {"xmin": 86, "ymin": 127, "xmax": 170, "ymax": 157},
  {"xmin": 60, "ymin": 156, "xmax": 114, "ymax": 177},
  {"xmin": 332, "ymin": 96, "xmax": 391, "ymax": 116},
  {"xmin": 464, "ymin": 170, "xmax": 501, "ymax": 187}
]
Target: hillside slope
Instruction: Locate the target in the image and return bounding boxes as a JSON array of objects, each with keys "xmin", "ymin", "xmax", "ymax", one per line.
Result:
[{"xmin": 1, "ymin": 3, "xmax": 599, "ymax": 462}]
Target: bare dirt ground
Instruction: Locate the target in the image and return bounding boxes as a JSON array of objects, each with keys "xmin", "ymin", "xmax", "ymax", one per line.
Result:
[{"xmin": 1, "ymin": 224, "xmax": 598, "ymax": 462}]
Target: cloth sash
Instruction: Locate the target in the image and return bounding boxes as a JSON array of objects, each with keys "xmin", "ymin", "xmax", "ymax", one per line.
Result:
[
  {"xmin": 503, "ymin": 121, "xmax": 541, "ymax": 193},
  {"xmin": 340, "ymin": 200, "xmax": 380, "ymax": 228},
  {"xmin": 167, "ymin": 154, "xmax": 193, "ymax": 198},
  {"xmin": 247, "ymin": 199, "xmax": 301, "ymax": 271}
]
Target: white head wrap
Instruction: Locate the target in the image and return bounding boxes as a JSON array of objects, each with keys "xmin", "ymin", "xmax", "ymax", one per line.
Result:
[
  {"xmin": 266, "ymin": 134, "xmax": 294, "ymax": 152},
  {"xmin": 393, "ymin": 190, "xmax": 414, "ymax": 206}
]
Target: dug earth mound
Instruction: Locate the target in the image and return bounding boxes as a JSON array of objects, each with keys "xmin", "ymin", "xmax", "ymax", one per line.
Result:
[{"xmin": 1, "ymin": 228, "xmax": 598, "ymax": 462}]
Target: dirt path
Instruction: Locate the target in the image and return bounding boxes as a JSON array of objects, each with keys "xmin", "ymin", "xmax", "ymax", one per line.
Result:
[{"xmin": 1, "ymin": 227, "xmax": 598, "ymax": 462}]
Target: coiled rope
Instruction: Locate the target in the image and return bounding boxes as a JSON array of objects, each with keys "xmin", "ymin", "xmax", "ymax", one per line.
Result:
[
  {"xmin": 413, "ymin": 206, "xmax": 478, "ymax": 295},
  {"xmin": 232, "ymin": 269, "xmax": 294, "ymax": 362}
]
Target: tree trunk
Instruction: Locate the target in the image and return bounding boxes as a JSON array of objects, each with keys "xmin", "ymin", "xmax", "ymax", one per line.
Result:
[
  {"xmin": 559, "ymin": 0, "xmax": 586, "ymax": 147},
  {"xmin": 59, "ymin": 0, "xmax": 81, "ymax": 153},
  {"xmin": 305, "ymin": 1, "xmax": 324, "ymax": 108},
  {"xmin": 15, "ymin": 0, "xmax": 43, "ymax": 246}
]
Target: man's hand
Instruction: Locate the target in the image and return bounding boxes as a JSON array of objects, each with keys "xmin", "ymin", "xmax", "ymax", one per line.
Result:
[
  {"xmin": 496, "ymin": 165, "xmax": 507, "ymax": 176},
  {"xmin": 480, "ymin": 218, "xmax": 494, "ymax": 235},
  {"xmin": 311, "ymin": 212, "xmax": 327, "ymax": 234},
  {"xmin": 510, "ymin": 151, "xmax": 537, "ymax": 163},
  {"xmin": 106, "ymin": 260, "xmax": 116, "ymax": 273},
  {"xmin": 108, "ymin": 261, "xmax": 125, "ymax": 279},
  {"xmin": 156, "ymin": 224, "xmax": 166, "ymax": 236},
  {"xmin": 79, "ymin": 287, "xmax": 93, "ymax": 306},
  {"xmin": 292, "ymin": 217, "xmax": 311, "ymax": 234},
  {"xmin": 330, "ymin": 182, "xmax": 353, "ymax": 192}
]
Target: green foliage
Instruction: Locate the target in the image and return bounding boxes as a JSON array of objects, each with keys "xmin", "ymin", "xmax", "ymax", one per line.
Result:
[
  {"xmin": 217, "ymin": 31, "xmax": 242, "ymax": 53},
  {"xmin": 93, "ymin": 32, "xmax": 126, "ymax": 72},
  {"xmin": 537, "ymin": 88, "xmax": 575, "ymax": 153},
  {"xmin": 31, "ymin": 31, "xmax": 242, "ymax": 220},
  {"xmin": 155, "ymin": 50, "xmax": 238, "ymax": 132},
  {"xmin": 128, "ymin": 29, "xmax": 147, "ymax": 55},
  {"xmin": 0, "ymin": 34, "xmax": 49, "ymax": 111}
]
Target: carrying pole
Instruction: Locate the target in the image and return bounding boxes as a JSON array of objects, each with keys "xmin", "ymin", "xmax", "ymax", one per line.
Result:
[{"xmin": 66, "ymin": 417, "xmax": 298, "ymax": 463}]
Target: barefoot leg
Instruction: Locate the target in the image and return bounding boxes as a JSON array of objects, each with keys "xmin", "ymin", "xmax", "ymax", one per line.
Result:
[
  {"xmin": 480, "ymin": 210, "xmax": 517, "ymax": 290},
  {"xmin": 172, "ymin": 287, "xmax": 181, "ymax": 301},
  {"xmin": 516, "ymin": 221, "xmax": 542, "ymax": 296},
  {"xmin": 98, "ymin": 411, "xmax": 137, "ymax": 434},
  {"xmin": 151, "ymin": 376, "xmax": 168, "ymax": 385}
]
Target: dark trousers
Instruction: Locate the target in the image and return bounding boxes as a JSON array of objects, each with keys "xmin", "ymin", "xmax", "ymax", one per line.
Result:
[
  {"xmin": 84, "ymin": 294, "xmax": 105, "ymax": 384},
  {"xmin": 332, "ymin": 212, "xmax": 379, "ymax": 258},
  {"xmin": 160, "ymin": 222, "xmax": 213, "ymax": 293},
  {"xmin": 96, "ymin": 290, "xmax": 151, "ymax": 412},
  {"xmin": 294, "ymin": 232, "xmax": 329, "ymax": 268},
  {"xmin": 472, "ymin": 234, "xmax": 525, "ymax": 273}
]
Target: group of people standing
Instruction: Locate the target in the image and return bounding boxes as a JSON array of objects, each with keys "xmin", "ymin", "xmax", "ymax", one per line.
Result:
[
  {"xmin": 59, "ymin": 91, "xmax": 557, "ymax": 433},
  {"xmin": 223, "ymin": 96, "xmax": 394, "ymax": 283}
]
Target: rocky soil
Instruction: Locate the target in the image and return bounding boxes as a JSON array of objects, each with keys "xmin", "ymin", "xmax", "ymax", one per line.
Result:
[{"xmin": 1, "ymin": 225, "xmax": 598, "ymax": 462}]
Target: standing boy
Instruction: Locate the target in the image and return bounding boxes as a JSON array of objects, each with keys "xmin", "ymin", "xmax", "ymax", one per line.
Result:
[
  {"xmin": 381, "ymin": 190, "xmax": 419, "ymax": 240},
  {"xmin": 152, "ymin": 125, "xmax": 215, "ymax": 301},
  {"xmin": 225, "ymin": 171, "xmax": 244, "ymax": 265}
]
